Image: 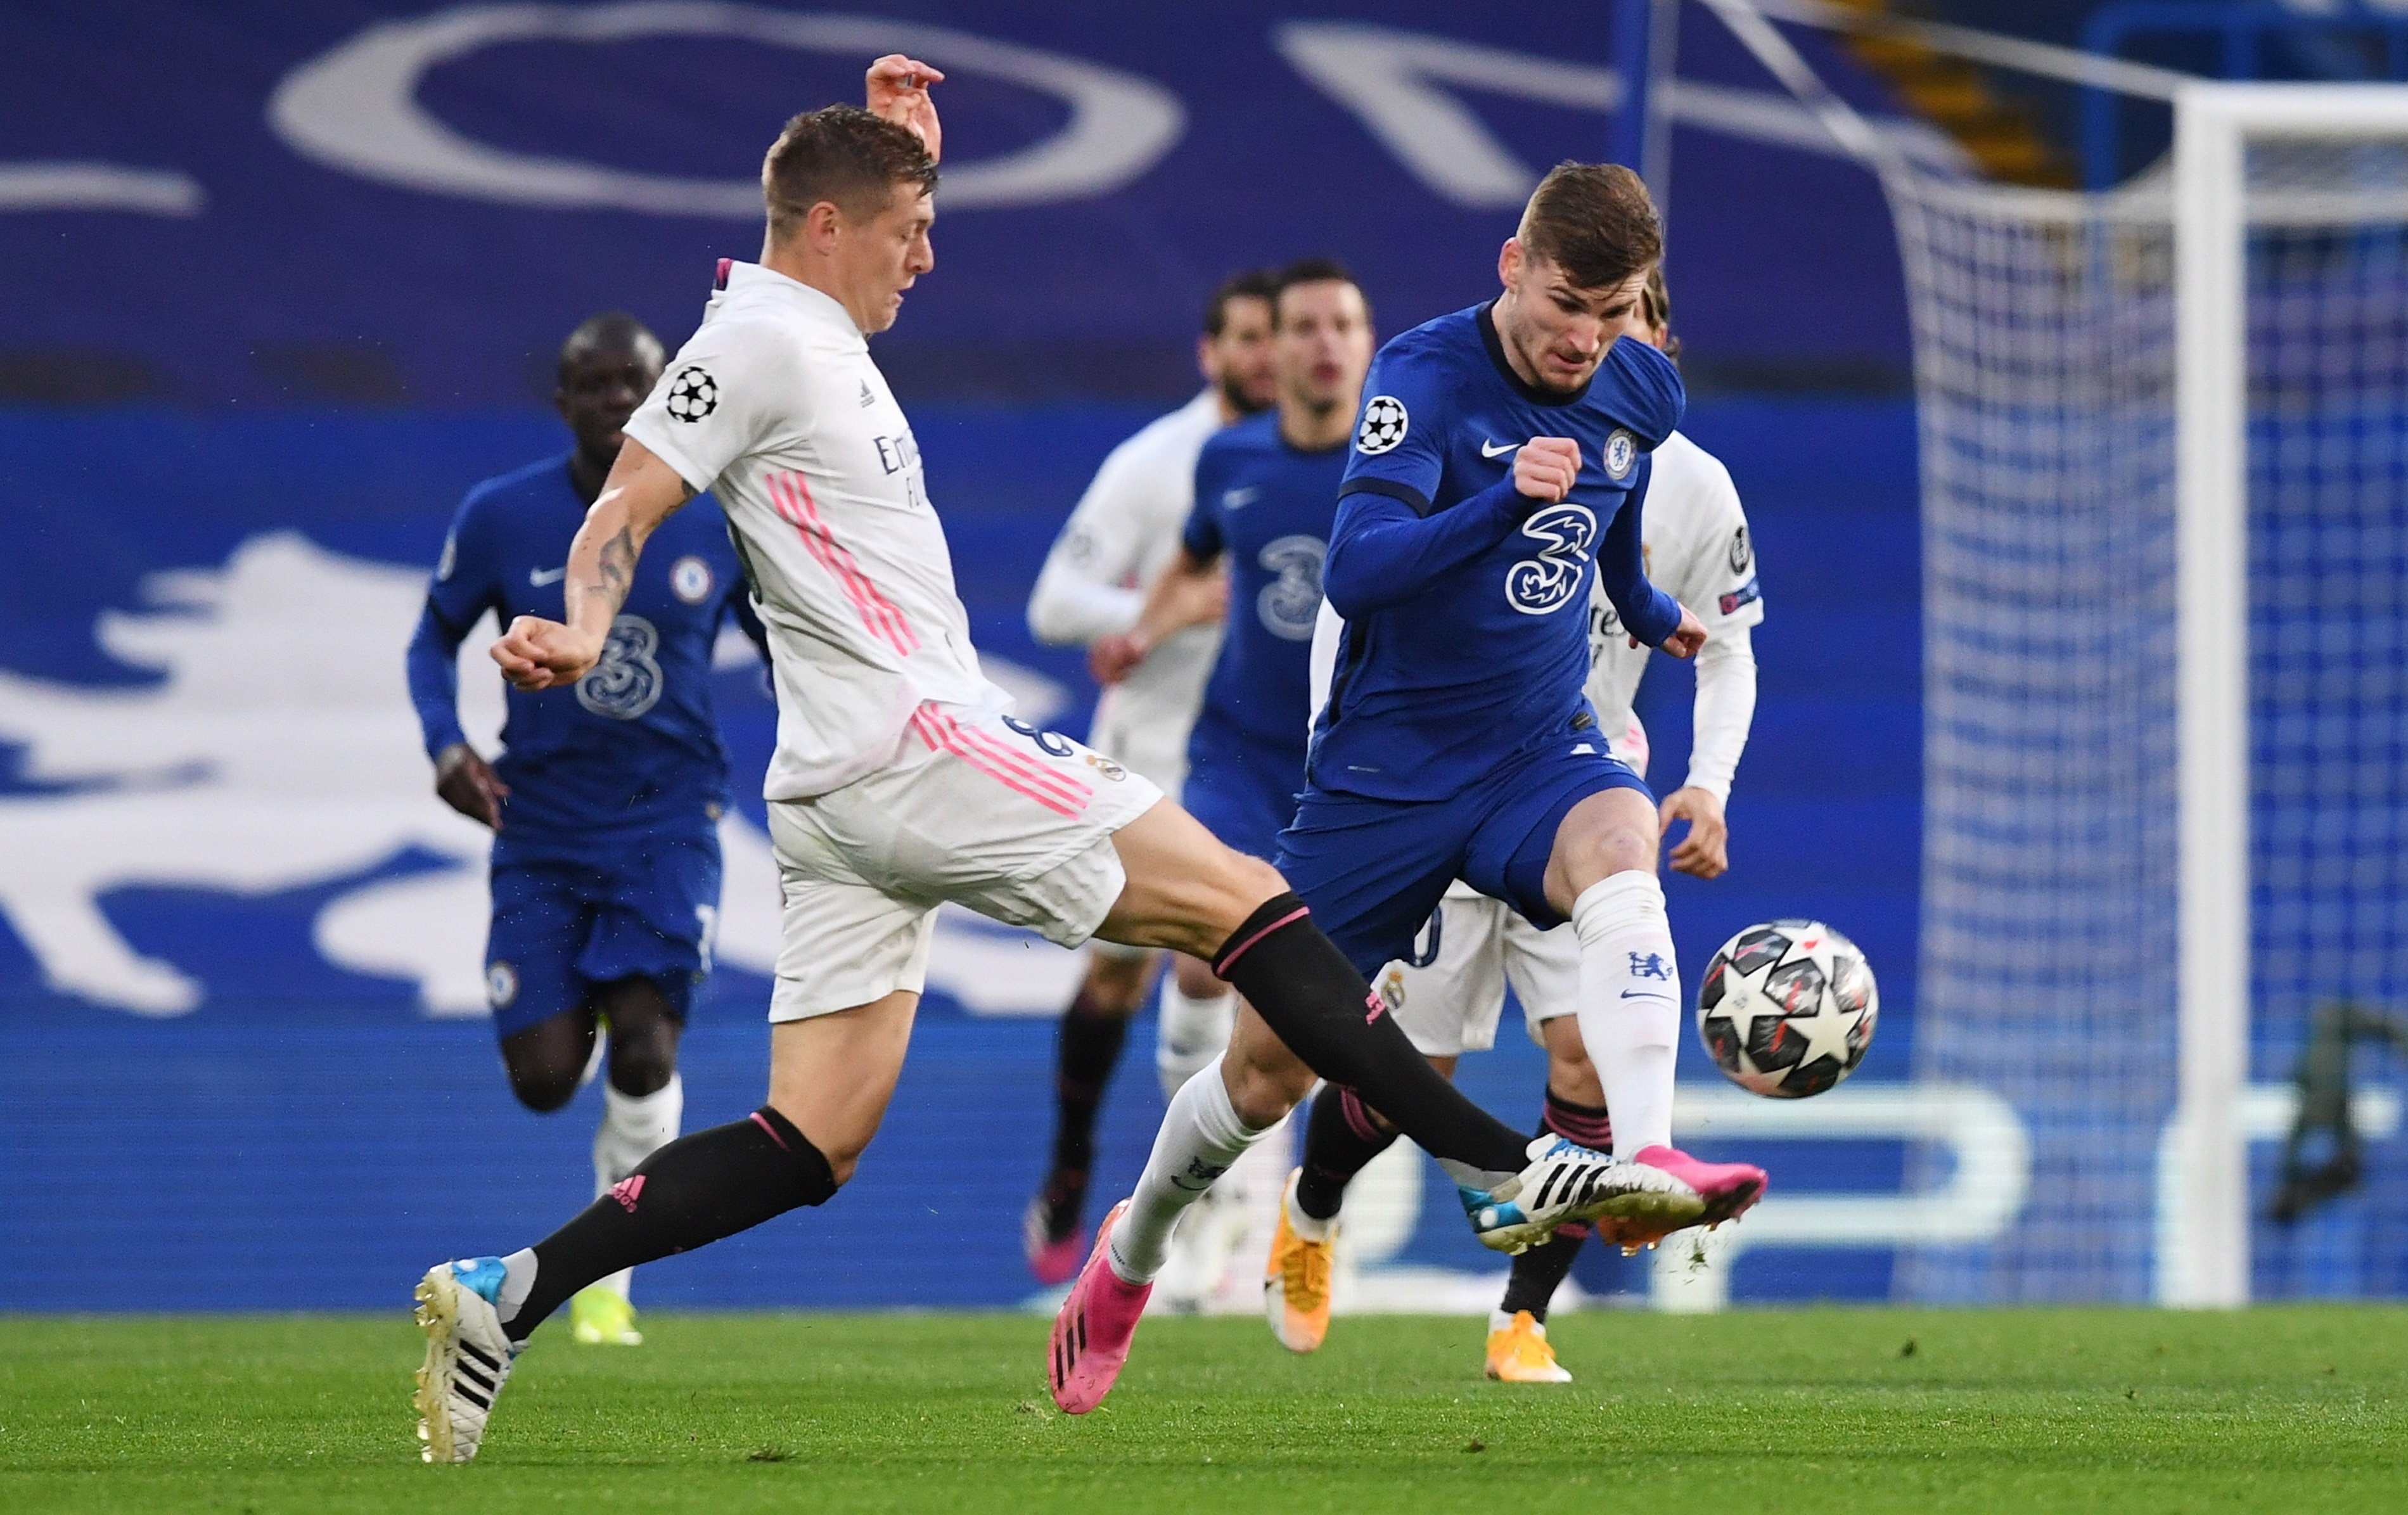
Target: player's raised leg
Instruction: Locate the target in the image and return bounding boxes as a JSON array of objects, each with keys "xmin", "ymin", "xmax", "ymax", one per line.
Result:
[
  {"xmin": 1547, "ymin": 788, "xmax": 1763, "ymax": 1234},
  {"xmin": 1046, "ymin": 800, "xmax": 1656, "ymax": 1412}
]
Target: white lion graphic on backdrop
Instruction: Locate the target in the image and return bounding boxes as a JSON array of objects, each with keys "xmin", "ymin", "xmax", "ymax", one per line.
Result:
[{"xmin": 0, "ymin": 532, "xmax": 1082, "ymax": 1018}]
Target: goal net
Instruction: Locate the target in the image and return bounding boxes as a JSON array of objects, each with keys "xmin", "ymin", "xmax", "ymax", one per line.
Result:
[{"xmin": 1892, "ymin": 92, "xmax": 2408, "ymax": 1303}]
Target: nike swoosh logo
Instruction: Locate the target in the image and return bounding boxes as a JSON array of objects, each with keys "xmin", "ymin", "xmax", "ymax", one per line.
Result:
[
  {"xmin": 528, "ymin": 566, "xmax": 567, "ymax": 586},
  {"xmin": 1480, "ymin": 439, "xmax": 1519, "ymax": 459},
  {"xmin": 1620, "ymin": 990, "xmax": 1675, "ymax": 1000},
  {"xmin": 1223, "ymin": 485, "xmax": 1260, "ymax": 508}
]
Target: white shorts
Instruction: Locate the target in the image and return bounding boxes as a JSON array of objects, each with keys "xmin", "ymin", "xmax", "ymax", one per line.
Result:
[
  {"xmin": 1373, "ymin": 890, "xmax": 1580, "ymax": 1058},
  {"xmin": 765, "ymin": 703, "xmax": 1162, "ymax": 1021},
  {"xmin": 1087, "ymin": 697, "xmax": 1197, "ymax": 802}
]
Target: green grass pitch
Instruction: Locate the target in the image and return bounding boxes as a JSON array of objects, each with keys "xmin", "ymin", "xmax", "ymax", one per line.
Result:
[{"xmin": 3, "ymin": 1307, "xmax": 2401, "ymax": 1512}]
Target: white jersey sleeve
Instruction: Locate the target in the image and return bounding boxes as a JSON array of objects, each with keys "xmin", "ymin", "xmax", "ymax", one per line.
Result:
[
  {"xmin": 1031, "ymin": 391, "xmax": 1227, "ymax": 784},
  {"xmin": 625, "ymin": 316, "xmax": 812, "ymax": 498},
  {"xmin": 1028, "ymin": 390, "xmax": 1224, "ymax": 646},
  {"xmin": 1585, "ymin": 430, "xmax": 1764, "ymax": 802}
]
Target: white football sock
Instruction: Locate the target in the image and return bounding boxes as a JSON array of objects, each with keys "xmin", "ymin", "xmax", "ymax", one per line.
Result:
[
  {"xmin": 591, "ymin": 1073, "xmax": 683, "ymax": 1301},
  {"xmin": 1108, "ymin": 1054, "xmax": 1273, "ymax": 1284},
  {"xmin": 1155, "ymin": 976, "xmax": 1238, "ymax": 1100},
  {"xmin": 496, "ymin": 1248, "xmax": 538, "ymax": 1326},
  {"xmin": 1572, "ymin": 872, "xmax": 1680, "ymax": 1157}
]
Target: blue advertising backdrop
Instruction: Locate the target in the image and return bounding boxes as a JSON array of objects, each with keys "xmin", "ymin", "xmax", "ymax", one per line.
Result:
[
  {"xmin": 0, "ymin": 397, "xmax": 1923, "ymax": 1311},
  {"xmin": 1, "ymin": 1, "xmax": 1936, "ymax": 1311}
]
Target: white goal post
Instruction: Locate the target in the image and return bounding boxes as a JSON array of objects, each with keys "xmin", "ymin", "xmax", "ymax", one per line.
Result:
[
  {"xmin": 1696, "ymin": 0, "xmax": 2408, "ymax": 1307},
  {"xmin": 2168, "ymin": 83, "xmax": 2408, "ymax": 1307}
]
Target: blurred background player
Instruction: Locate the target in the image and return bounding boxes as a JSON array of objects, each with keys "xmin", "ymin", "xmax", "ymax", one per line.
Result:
[
  {"xmin": 1020, "ymin": 271, "xmax": 1278, "ymax": 1284},
  {"xmin": 1092, "ymin": 258, "xmax": 1373, "ymax": 1307},
  {"xmin": 1268, "ymin": 267, "xmax": 1766, "ymax": 1379},
  {"xmin": 405, "ymin": 312, "xmax": 766, "ymax": 1348}
]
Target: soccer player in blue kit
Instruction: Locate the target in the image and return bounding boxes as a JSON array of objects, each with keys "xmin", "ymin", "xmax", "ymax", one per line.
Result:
[
  {"xmin": 1117, "ymin": 259, "xmax": 1372, "ymax": 874},
  {"xmin": 1278, "ymin": 163, "xmax": 1768, "ymax": 1239},
  {"xmin": 1088, "ymin": 260, "xmax": 1373, "ymax": 1305},
  {"xmin": 406, "ymin": 312, "xmax": 765, "ymax": 1348}
]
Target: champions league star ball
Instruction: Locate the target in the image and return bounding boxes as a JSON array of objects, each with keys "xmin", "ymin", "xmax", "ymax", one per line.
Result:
[
  {"xmin": 663, "ymin": 364, "xmax": 718, "ymax": 423},
  {"xmin": 1696, "ymin": 919, "xmax": 1878, "ymax": 1099}
]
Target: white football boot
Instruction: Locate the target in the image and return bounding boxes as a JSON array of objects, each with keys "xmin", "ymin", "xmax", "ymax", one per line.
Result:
[
  {"xmin": 1456, "ymin": 1135, "xmax": 1707, "ymax": 1254},
  {"xmin": 413, "ymin": 1258, "xmax": 522, "ymax": 1463}
]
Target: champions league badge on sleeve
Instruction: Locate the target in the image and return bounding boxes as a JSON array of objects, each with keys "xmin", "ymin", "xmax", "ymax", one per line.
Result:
[
  {"xmin": 1355, "ymin": 395, "xmax": 1408, "ymax": 455},
  {"xmin": 664, "ymin": 365, "xmax": 718, "ymax": 423}
]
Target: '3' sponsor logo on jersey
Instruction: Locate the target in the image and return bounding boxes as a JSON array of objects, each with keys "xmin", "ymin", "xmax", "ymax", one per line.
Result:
[
  {"xmin": 1254, "ymin": 534, "xmax": 1326, "ymax": 641},
  {"xmin": 1504, "ymin": 504, "xmax": 1596, "ymax": 616},
  {"xmin": 576, "ymin": 615, "xmax": 665, "ymax": 719}
]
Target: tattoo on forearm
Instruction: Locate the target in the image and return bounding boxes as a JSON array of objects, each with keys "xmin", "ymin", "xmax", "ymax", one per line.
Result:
[{"xmin": 594, "ymin": 525, "xmax": 637, "ymax": 613}]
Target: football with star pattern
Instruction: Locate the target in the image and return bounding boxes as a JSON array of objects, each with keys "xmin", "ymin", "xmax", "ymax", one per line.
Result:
[{"xmin": 1696, "ymin": 919, "xmax": 1878, "ymax": 1099}]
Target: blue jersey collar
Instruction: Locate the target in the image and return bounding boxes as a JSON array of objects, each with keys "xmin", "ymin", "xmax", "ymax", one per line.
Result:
[{"xmin": 1477, "ymin": 300, "xmax": 1590, "ymax": 408}]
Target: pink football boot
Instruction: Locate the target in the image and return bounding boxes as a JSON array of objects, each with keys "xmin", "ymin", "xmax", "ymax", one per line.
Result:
[
  {"xmin": 1047, "ymin": 1200, "xmax": 1151, "ymax": 1414},
  {"xmin": 1606, "ymin": 1146, "xmax": 1766, "ymax": 1249}
]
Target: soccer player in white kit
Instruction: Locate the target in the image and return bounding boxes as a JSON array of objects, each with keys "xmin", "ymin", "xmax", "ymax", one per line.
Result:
[
  {"xmin": 1020, "ymin": 273, "xmax": 1279, "ymax": 1288},
  {"xmin": 1263, "ymin": 269, "xmax": 1766, "ymax": 1379},
  {"xmin": 407, "ymin": 56, "xmax": 1679, "ymax": 1462}
]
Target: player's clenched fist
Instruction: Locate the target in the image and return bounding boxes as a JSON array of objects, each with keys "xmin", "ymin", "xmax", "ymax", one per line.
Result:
[
  {"xmin": 1513, "ymin": 437, "xmax": 1581, "ymax": 502},
  {"xmin": 492, "ymin": 615, "xmax": 601, "ymax": 691},
  {"xmin": 1656, "ymin": 602, "xmax": 1708, "ymax": 660}
]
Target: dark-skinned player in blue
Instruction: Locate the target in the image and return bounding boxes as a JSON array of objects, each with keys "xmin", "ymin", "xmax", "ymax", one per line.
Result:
[
  {"xmin": 1267, "ymin": 165, "xmax": 1769, "ymax": 1286},
  {"xmin": 1091, "ymin": 259, "xmax": 1373, "ymax": 1308},
  {"xmin": 406, "ymin": 312, "xmax": 767, "ymax": 1348}
]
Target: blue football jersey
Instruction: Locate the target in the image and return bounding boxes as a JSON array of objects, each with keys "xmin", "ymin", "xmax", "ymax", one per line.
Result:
[
  {"xmin": 406, "ymin": 452, "xmax": 762, "ymax": 838},
  {"xmin": 1182, "ymin": 413, "xmax": 1346, "ymax": 755},
  {"xmin": 1312, "ymin": 302, "xmax": 1684, "ymax": 802}
]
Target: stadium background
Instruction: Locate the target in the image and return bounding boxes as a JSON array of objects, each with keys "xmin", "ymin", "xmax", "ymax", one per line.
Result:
[{"xmin": 1, "ymin": 1, "xmax": 2378, "ymax": 1312}]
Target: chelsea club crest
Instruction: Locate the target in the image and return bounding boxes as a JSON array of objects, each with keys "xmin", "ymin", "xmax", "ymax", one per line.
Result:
[{"xmin": 1603, "ymin": 428, "xmax": 1637, "ymax": 480}]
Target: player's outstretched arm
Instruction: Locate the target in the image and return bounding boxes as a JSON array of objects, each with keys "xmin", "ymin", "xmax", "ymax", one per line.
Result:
[{"xmin": 492, "ymin": 437, "xmax": 694, "ymax": 690}]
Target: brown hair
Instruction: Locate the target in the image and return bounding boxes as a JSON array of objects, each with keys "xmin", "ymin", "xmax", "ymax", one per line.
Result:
[
  {"xmin": 1517, "ymin": 162, "xmax": 1662, "ymax": 293},
  {"xmin": 1203, "ymin": 268, "xmax": 1279, "ymax": 336},
  {"xmin": 1641, "ymin": 264, "xmax": 1681, "ymax": 362},
  {"xmin": 1270, "ymin": 257, "xmax": 1368, "ymax": 328},
  {"xmin": 762, "ymin": 104, "xmax": 938, "ymax": 243}
]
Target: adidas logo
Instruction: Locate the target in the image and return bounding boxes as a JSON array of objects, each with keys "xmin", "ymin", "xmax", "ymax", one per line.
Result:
[{"xmin": 857, "ymin": 380, "xmax": 876, "ymax": 408}]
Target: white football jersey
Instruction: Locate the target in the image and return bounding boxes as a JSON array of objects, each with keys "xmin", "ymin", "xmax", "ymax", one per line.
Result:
[
  {"xmin": 1027, "ymin": 390, "xmax": 1226, "ymax": 777},
  {"xmin": 625, "ymin": 260, "xmax": 1006, "ymax": 801},
  {"xmin": 1585, "ymin": 430, "xmax": 1762, "ymax": 744}
]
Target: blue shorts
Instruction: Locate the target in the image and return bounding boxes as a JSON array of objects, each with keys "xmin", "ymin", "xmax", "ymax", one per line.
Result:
[
  {"xmin": 484, "ymin": 825, "xmax": 722, "ymax": 1037},
  {"xmin": 1182, "ymin": 715, "xmax": 1305, "ymax": 863},
  {"xmin": 1274, "ymin": 736, "xmax": 1649, "ymax": 979}
]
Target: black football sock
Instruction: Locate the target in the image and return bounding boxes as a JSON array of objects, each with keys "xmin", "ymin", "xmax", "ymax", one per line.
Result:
[
  {"xmin": 1293, "ymin": 1084, "xmax": 1400, "ymax": 1222},
  {"xmin": 1213, "ymin": 894, "xmax": 1529, "ymax": 1179},
  {"xmin": 1039, "ymin": 989, "xmax": 1130, "ymax": 1239},
  {"xmin": 508, "ymin": 1106, "xmax": 835, "ymax": 1340},
  {"xmin": 1497, "ymin": 1089, "xmax": 1614, "ymax": 1321}
]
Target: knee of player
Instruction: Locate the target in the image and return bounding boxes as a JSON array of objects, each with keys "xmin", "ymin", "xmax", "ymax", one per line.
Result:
[
  {"xmin": 1226, "ymin": 1028, "xmax": 1316, "ymax": 1122},
  {"xmin": 1208, "ymin": 852, "xmax": 1290, "ymax": 930},
  {"xmin": 1083, "ymin": 950, "xmax": 1155, "ymax": 1014},
  {"xmin": 504, "ymin": 1063, "xmax": 581, "ymax": 1114},
  {"xmin": 606, "ymin": 1035, "xmax": 679, "ymax": 1097}
]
